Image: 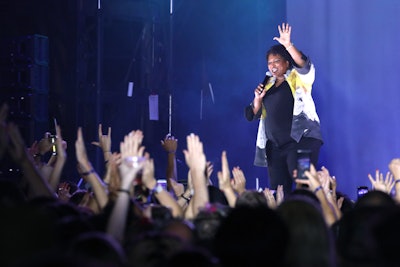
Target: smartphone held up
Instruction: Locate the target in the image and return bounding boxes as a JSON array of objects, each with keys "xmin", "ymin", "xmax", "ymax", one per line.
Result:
[
  {"xmin": 296, "ymin": 149, "xmax": 311, "ymax": 180},
  {"xmin": 357, "ymin": 186, "xmax": 369, "ymax": 199}
]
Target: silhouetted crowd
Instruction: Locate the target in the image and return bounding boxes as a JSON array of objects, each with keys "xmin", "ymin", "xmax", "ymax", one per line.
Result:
[{"xmin": 1, "ymin": 102, "xmax": 400, "ymax": 267}]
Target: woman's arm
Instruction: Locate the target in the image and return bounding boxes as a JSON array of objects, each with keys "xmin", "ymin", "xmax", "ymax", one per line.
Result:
[
  {"xmin": 75, "ymin": 127, "xmax": 109, "ymax": 209},
  {"xmin": 273, "ymin": 23, "xmax": 306, "ymax": 68}
]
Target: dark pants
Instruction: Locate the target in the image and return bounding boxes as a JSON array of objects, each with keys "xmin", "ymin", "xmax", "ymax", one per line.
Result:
[{"xmin": 266, "ymin": 137, "xmax": 322, "ymax": 195}]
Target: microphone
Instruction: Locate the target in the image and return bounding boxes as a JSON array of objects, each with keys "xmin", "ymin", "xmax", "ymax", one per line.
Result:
[
  {"xmin": 262, "ymin": 75, "xmax": 270, "ymax": 86},
  {"xmin": 259, "ymin": 75, "xmax": 270, "ymax": 95}
]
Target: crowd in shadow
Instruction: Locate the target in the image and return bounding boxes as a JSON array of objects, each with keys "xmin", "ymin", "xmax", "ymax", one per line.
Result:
[{"xmin": 1, "ymin": 102, "xmax": 400, "ymax": 267}]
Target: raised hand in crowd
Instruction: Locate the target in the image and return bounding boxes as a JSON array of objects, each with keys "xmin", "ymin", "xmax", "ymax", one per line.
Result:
[
  {"xmin": 368, "ymin": 169, "xmax": 395, "ymax": 194},
  {"xmin": 276, "ymin": 185, "xmax": 284, "ymax": 205},
  {"xmin": 389, "ymin": 158, "xmax": 400, "ymax": 203},
  {"xmin": 7, "ymin": 121, "xmax": 53, "ymax": 198},
  {"xmin": 296, "ymin": 164, "xmax": 338, "ymax": 226},
  {"xmin": 103, "ymin": 152, "xmax": 122, "ymax": 201},
  {"xmin": 263, "ymin": 187, "xmax": 278, "ymax": 209},
  {"xmin": 47, "ymin": 124, "xmax": 67, "ymax": 191},
  {"xmin": 317, "ymin": 166, "xmax": 342, "ymax": 219},
  {"xmin": 161, "ymin": 133, "xmax": 178, "ymax": 191},
  {"xmin": 217, "ymin": 150, "xmax": 236, "ymax": 207},
  {"xmin": 262, "ymin": 184, "xmax": 284, "ymax": 209},
  {"xmin": 183, "ymin": 133, "xmax": 208, "ymax": 219},
  {"xmin": 91, "ymin": 123, "xmax": 112, "ymax": 164},
  {"xmin": 107, "ymin": 130, "xmax": 145, "ymax": 242},
  {"xmin": 206, "ymin": 161, "xmax": 214, "ymax": 185},
  {"xmin": 26, "ymin": 130, "xmax": 68, "ymax": 188},
  {"xmin": 231, "ymin": 166, "xmax": 246, "ymax": 196},
  {"xmin": 0, "ymin": 103, "xmax": 56, "ymax": 199},
  {"xmin": 75, "ymin": 127, "xmax": 108, "ymax": 211},
  {"xmin": 142, "ymin": 156, "xmax": 182, "ymax": 218},
  {"xmin": 27, "ymin": 140, "xmax": 42, "ymax": 167},
  {"xmin": 170, "ymin": 177, "xmax": 192, "ymax": 210},
  {"xmin": 169, "ymin": 177, "xmax": 184, "ymax": 197},
  {"xmin": 57, "ymin": 181, "xmax": 71, "ymax": 202},
  {"xmin": 162, "ymin": 134, "xmax": 193, "ymax": 209},
  {"xmin": 36, "ymin": 132, "xmax": 67, "ymax": 166}
]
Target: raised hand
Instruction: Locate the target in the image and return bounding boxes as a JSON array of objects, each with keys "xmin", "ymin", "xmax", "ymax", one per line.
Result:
[
  {"xmin": 389, "ymin": 158, "xmax": 400, "ymax": 180},
  {"xmin": 47, "ymin": 124, "xmax": 67, "ymax": 190},
  {"xmin": 317, "ymin": 166, "xmax": 331, "ymax": 192},
  {"xmin": 263, "ymin": 187, "xmax": 277, "ymax": 209},
  {"xmin": 368, "ymin": 170, "xmax": 395, "ymax": 194},
  {"xmin": 206, "ymin": 161, "xmax": 214, "ymax": 185},
  {"xmin": 276, "ymin": 185, "xmax": 284, "ymax": 206},
  {"xmin": 231, "ymin": 166, "xmax": 246, "ymax": 195},
  {"xmin": 170, "ymin": 178, "xmax": 185, "ymax": 197},
  {"xmin": 7, "ymin": 122, "xmax": 53, "ymax": 197},
  {"xmin": 54, "ymin": 125, "xmax": 66, "ymax": 162},
  {"xmin": 75, "ymin": 127, "xmax": 108, "ymax": 209},
  {"xmin": 57, "ymin": 182, "xmax": 71, "ymax": 202},
  {"xmin": 118, "ymin": 130, "xmax": 145, "ymax": 189},
  {"xmin": 273, "ymin": 22, "xmax": 292, "ymax": 47},
  {"xmin": 217, "ymin": 151, "xmax": 231, "ymax": 192},
  {"xmin": 103, "ymin": 152, "xmax": 121, "ymax": 184},
  {"xmin": 75, "ymin": 127, "xmax": 91, "ymax": 167},
  {"xmin": 161, "ymin": 133, "xmax": 177, "ymax": 153},
  {"xmin": 295, "ymin": 164, "xmax": 321, "ymax": 192},
  {"xmin": 217, "ymin": 151, "xmax": 237, "ymax": 207},
  {"xmin": 389, "ymin": 158, "xmax": 400, "ymax": 203},
  {"xmin": 183, "ymin": 133, "xmax": 208, "ymax": 217},
  {"xmin": 91, "ymin": 124, "xmax": 111, "ymax": 150},
  {"xmin": 37, "ymin": 132, "xmax": 55, "ymax": 156},
  {"xmin": 107, "ymin": 131, "xmax": 146, "ymax": 242},
  {"xmin": 91, "ymin": 124, "xmax": 112, "ymax": 163},
  {"xmin": 141, "ymin": 157, "xmax": 157, "ymax": 190},
  {"xmin": 183, "ymin": 133, "xmax": 206, "ymax": 173}
]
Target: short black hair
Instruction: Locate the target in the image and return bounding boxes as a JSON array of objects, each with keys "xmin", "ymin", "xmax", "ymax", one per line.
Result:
[{"xmin": 266, "ymin": 44, "xmax": 294, "ymax": 69}]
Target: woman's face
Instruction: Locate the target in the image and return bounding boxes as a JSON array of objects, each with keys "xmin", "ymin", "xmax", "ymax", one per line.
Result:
[{"xmin": 267, "ymin": 54, "xmax": 289, "ymax": 78}]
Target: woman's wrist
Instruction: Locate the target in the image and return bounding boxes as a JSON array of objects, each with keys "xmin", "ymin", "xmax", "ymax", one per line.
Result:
[
  {"xmin": 147, "ymin": 180, "xmax": 157, "ymax": 191},
  {"xmin": 313, "ymin": 185, "xmax": 323, "ymax": 194},
  {"xmin": 181, "ymin": 190, "xmax": 192, "ymax": 199},
  {"xmin": 80, "ymin": 168, "xmax": 95, "ymax": 176},
  {"xmin": 150, "ymin": 183, "xmax": 164, "ymax": 195},
  {"xmin": 180, "ymin": 193, "xmax": 191, "ymax": 202}
]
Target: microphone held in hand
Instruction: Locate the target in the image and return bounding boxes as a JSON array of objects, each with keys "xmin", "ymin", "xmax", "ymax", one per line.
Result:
[
  {"xmin": 262, "ymin": 75, "xmax": 271, "ymax": 86},
  {"xmin": 259, "ymin": 75, "xmax": 271, "ymax": 94}
]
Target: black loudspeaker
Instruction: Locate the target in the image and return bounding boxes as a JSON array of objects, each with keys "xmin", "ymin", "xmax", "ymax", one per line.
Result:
[
  {"xmin": 0, "ymin": 35, "xmax": 50, "ymax": 180},
  {"xmin": 0, "ymin": 35, "xmax": 49, "ymax": 146}
]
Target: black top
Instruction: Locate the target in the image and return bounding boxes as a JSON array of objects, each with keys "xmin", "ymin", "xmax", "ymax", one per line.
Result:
[{"xmin": 263, "ymin": 81, "xmax": 294, "ymax": 147}]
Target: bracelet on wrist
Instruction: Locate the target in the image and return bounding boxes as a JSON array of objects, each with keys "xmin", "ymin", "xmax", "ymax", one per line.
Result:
[
  {"xmin": 80, "ymin": 169, "xmax": 96, "ymax": 176},
  {"xmin": 180, "ymin": 193, "xmax": 191, "ymax": 202},
  {"xmin": 313, "ymin": 185, "xmax": 323, "ymax": 194},
  {"xmin": 117, "ymin": 188, "xmax": 131, "ymax": 195},
  {"xmin": 286, "ymin": 43, "xmax": 294, "ymax": 50},
  {"xmin": 150, "ymin": 184, "xmax": 163, "ymax": 195}
]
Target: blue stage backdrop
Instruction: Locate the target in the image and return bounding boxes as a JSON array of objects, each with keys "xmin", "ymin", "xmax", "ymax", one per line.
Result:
[{"xmin": 287, "ymin": 0, "xmax": 400, "ymax": 200}]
